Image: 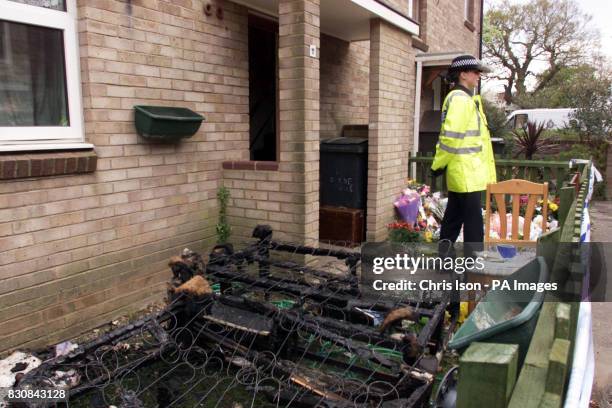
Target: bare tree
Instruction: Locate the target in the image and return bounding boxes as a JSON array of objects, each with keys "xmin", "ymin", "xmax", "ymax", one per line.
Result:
[{"xmin": 483, "ymin": 0, "xmax": 599, "ymax": 105}]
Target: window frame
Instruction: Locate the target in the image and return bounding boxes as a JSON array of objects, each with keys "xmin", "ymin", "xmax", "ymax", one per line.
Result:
[
  {"xmin": 408, "ymin": 0, "xmax": 419, "ymax": 22},
  {"xmin": 0, "ymin": 0, "xmax": 89, "ymax": 150},
  {"xmin": 248, "ymin": 13, "xmax": 279, "ymax": 162},
  {"xmin": 0, "ymin": 22, "xmax": 12, "ymax": 65}
]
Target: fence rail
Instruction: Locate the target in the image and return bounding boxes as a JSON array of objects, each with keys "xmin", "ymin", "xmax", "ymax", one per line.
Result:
[
  {"xmin": 457, "ymin": 162, "xmax": 590, "ymax": 408},
  {"xmin": 409, "ymin": 153, "xmax": 576, "ymax": 194}
]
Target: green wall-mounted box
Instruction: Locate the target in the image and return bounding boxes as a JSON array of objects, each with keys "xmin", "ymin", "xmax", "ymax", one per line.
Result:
[{"xmin": 134, "ymin": 105, "xmax": 204, "ymax": 142}]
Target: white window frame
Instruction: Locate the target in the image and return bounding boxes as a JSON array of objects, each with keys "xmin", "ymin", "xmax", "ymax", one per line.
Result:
[
  {"xmin": 407, "ymin": 0, "xmax": 418, "ymax": 21},
  {"xmin": 0, "ymin": 0, "xmax": 91, "ymax": 151}
]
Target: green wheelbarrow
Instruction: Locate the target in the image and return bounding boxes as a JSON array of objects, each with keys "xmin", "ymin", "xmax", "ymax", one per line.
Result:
[{"xmin": 448, "ymin": 256, "xmax": 548, "ymax": 367}]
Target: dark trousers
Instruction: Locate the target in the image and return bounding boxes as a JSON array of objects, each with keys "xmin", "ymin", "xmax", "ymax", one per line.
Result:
[{"xmin": 440, "ymin": 191, "xmax": 484, "ymax": 255}]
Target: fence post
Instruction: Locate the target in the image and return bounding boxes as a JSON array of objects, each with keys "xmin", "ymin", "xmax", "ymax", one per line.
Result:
[
  {"xmin": 558, "ymin": 187, "xmax": 575, "ymax": 229},
  {"xmin": 554, "ymin": 303, "xmax": 571, "ymax": 341},
  {"xmin": 457, "ymin": 342, "xmax": 519, "ymax": 408},
  {"xmin": 545, "ymin": 338, "xmax": 571, "ymax": 401}
]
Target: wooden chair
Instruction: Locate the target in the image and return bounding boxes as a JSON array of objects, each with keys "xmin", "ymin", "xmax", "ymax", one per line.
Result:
[
  {"xmin": 467, "ymin": 179, "xmax": 549, "ymax": 314},
  {"xmin": 484, "ymin": 179, "xmax": 549, "ymax": 243}
]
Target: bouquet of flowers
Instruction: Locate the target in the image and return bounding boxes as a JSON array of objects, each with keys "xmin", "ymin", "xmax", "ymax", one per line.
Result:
[
  {"xmin": 388, "ymin": 221, "xmax": 425, "ymax": 243},
  {"xmin": 536, "ymin": 198, "xmax": 559, "ymax": 216},
  {"xmin": 393, "ymin": 189, "xmax": 421, "ymax": 224},
  {"xmin": 389, "ymin": 180, "xmax": 447, "ymax": 243},
  {"xmin": 487, "ymin": 195, "xmax": 560, "ymax": 240}
]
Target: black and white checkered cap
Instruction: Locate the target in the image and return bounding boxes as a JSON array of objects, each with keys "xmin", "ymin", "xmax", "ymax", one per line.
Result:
[{"xmin": 449, "ymin": 54, "xmax": 492, "ymax": 73}]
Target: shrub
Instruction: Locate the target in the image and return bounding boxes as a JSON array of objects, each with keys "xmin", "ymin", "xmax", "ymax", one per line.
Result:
[
  {"xmin": 545, "ymin": 142, "xmax": 608, "ymax": 199},
  {"xmin": 216, "ymin": 186, "xmax": 231, "ymax": 243},
  {"xmin": 388, "ymin": 221, "xmax": 423, "ymax": 243},
  {"xmin": 511, "ymin": 121, "xmax": 554, "ymax": 159},
  {"xmin": 482, "ymin": 98, "xmax": 510, "ymax": 140}
]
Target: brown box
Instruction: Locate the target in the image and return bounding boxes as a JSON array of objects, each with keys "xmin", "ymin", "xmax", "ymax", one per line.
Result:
[{"xmin": 319, "ymin": 205, "xmax": 364, "ymax": 245}]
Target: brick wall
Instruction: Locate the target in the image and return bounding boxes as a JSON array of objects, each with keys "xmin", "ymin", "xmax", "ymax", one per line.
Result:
[
  {"xmin": 0, "ymin": 0, "xmax": 484, "ymax": 352},
  {"xmin": 213, "ymin": 0, "xmax": 482, "ymax": 245},
  {"xmin": 378, "ymin": 0, "xmax": 410, "ymax": 16},
  {"xmin": 223, "ymin": 0, "xmax": 320, "ymax": 245},
  {"xmin": 367, "ymin": 19, "xmax": 415, "ymax": 241},
  {"xmin": 222, "ymin": 165, "xmax": 307, "ymax": 242},
  {"xmin": 320, "ymin": 35, "xmax": 369, "ymax": 140},
  {"xmin": 420, "ymin": 0, "xmax": 481, "ymax": 55},
  {"xmin": 224, "ymin": 27, "xmax": 367, "ymax": 245},
  {"xmin": 0, "ymin": 0, "xmax": 249, "ymax": 353}
]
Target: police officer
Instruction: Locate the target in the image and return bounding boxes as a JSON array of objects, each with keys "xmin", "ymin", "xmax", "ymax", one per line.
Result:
[{"xmin": 431, "ymin": 55, "xmax": 496, "ymax": 253}]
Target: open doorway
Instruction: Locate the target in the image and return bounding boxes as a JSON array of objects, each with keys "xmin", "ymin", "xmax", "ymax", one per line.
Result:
[{"xmin": 248, "ymin": 14, "xmax": 278, "ymax": 161}]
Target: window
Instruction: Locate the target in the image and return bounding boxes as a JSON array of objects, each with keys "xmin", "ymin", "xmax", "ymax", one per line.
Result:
[
  {"xmin": 0, "ymin": 0, "xmax": 88, "ymax": 151},
  {"xmin": 0, "ymin": 22, "xmax": 11, "ymax": 65},
  {"xmin": 515, "ymin": 114, "xmax": 528, "ymax": 129},
  {"xmin": 408, "ymin": 0, "xmax": 419, "ymax": 22},
  {"xmin": 408, "ymin": 0, "xmax": 419, "ymax": 21},
  {"xmin": 464, "ymin": 0, "xmax": 475, "ymax": 23},
  {"xmin": 248, "ymin": 14, "xmax": 278, "ymax": 162}
]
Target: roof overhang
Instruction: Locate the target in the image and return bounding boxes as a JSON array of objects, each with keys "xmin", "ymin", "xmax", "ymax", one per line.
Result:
[
  {"xmin": 230, "ymin": 0, "xmax": 419, "ymax": 41},
  {"xmin": 415, "ymin": 51, "xmax": 467, "ymax": 67},
  {"xmin": 416, "ymin": 51, "xmax": 494, "ymax": 73}
]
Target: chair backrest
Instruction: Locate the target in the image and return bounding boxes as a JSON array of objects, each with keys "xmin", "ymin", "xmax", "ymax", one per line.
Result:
[{"xmin": 485, "ymin": 179, "xmax": 549, "ymax": 243}]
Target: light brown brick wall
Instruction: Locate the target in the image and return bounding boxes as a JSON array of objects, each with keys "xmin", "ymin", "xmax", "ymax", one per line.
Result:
[
  {"xmin": 278, "ymin": 0, "xmax": 320, "ymax": 243},
  {"xmin": 222, "ymin": 0, "xmax": 483, "ymax": 244},
  {"xmin": 223, "ymin": 0, "xmax": 320, "ymax": 244},
  {"xmin": 419, "ymin": 0, "xmax": 481, "ymax": 55},
  {"xmin": 0, "ymin": 0, "xmax": 484, "ymax": 352},
  {"xmin": 378, "ymin": 0, "xmax": 410, "ymax": 16},
  {"xmin": 320, "ymin": 35, "xmax": 369, "ymax": 140},
  {"xmin": 0, "ymin": 0, "xmax": 249, "ymax": 353},
  {"xmin": 367, "ymin": 18, "xmax": 415, "ymax": 241},
  {"xmin": 222, "ymin": 167, "xmax": 309, "ymax": 242}
]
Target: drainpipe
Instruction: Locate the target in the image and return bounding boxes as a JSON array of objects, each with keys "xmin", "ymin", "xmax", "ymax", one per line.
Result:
[
  {"xmin": 479, "ymin": 0, "xmax": 484, "ymax": 59},
  {"xmin": 412, "ymin": 60, "xmax": 423, "ymax": 177},
  {"xmin": 478, "ymin": 0, "xmax": 484, "ymax": 93}
]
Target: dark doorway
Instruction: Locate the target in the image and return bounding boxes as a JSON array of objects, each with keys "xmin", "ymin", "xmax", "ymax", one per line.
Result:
[{"xmin": 248, "ymin": 15, "xmax": 277, "ymax": 161}]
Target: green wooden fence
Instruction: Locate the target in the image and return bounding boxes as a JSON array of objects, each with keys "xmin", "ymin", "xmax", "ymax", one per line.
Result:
[
  {"xmin": 455, "ymin": 163, "xmax": 591, "ymax": 408},
  {"xmin": 507, "ymin": 162, "xmax": 590, "ymax": 408},
  {"xmin": 409, "ymin": 153, "xmax": 575, "ymax": 194}
]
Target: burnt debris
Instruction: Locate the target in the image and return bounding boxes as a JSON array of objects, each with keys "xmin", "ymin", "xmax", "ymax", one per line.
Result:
[{"xmin": 15, "ymin": 225, "xmax": 453, "ymax": 408}]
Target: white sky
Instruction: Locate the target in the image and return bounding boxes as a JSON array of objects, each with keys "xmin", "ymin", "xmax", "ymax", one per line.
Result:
[
  {"xmin": 482, "ymin": 0, "xmax": 612, "ymax": 95},
  {"xmin": 580, "ymin": 0, "xmax": 612, "ymax": 58}
]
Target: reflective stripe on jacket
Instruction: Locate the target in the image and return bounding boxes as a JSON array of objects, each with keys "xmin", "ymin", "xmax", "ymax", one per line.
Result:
[{"xmin": 431, "ymin": 89, "xmax": 497, "ymax": 192}]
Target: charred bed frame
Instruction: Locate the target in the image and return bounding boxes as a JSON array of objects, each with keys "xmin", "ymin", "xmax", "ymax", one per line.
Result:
[{"xmin": 17, "ymin": 226, "xmax": 452, "ymax": 408}]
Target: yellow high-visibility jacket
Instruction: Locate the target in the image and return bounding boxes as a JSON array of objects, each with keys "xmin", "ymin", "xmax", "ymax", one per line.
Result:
[{"xmin": 431, "ymin": 88, "xmax": 497, "ymax": 192}]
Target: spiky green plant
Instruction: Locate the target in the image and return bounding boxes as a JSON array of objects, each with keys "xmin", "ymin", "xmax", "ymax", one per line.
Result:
[{"xmin": 511, "ymin": 121, "xmax": 553, "ymax": 160}]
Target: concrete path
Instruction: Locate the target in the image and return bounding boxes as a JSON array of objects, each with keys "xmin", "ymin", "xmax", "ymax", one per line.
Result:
[{"xmin": 588, "ymin": 200, "xmax": 612, "ymax": 404}]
